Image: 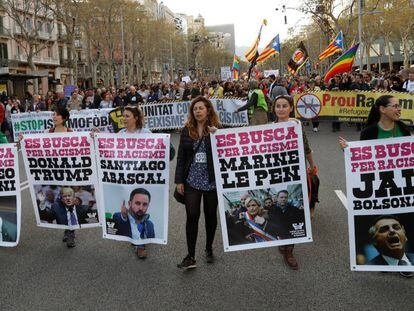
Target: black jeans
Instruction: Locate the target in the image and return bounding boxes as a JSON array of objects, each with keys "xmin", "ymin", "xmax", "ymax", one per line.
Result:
[{"xmin": 184, "ymin": 185, "xmax": 218, "ymax": 258}]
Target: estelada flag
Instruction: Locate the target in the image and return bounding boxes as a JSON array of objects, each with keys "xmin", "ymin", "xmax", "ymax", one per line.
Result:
[
  {"xmin": 257, "ymin": 34, "xmax": 280, "ymax": 63},
  {"xmin": 319, "ymin": 31, "xmax": 344, "ymax": 61},
  {"xmin": 244, "ymin": 19, "xmax": 267, "ymax": 63},
  {"xmin": 287, "ymin": 42, "xmax": 309, "ymax": 75}
]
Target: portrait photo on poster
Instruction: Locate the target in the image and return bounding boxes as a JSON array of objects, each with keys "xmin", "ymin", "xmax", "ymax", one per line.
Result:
[
  {"xmin": 33, "ymin": 184, "xmax": 99, "ymax": 229},
  {"xmin": 102, "ymin": 184, "xmax": 167, "ymax": 245},
  {"xmin": 352, "ymin": 212, "xmax": 414, "ymax": 272},
  {"xmin": 0, "ymin": 196, "xmax": 17, "ymax": 244},
  {"xmin": 223, "ymin": 184, "xmax": 306, "ymax": 248}
]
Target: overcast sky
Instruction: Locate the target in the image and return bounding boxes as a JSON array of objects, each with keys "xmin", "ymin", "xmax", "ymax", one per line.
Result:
[{"xmin": 161, "ymin": 0, "xmax": 308, "ymax": 48}]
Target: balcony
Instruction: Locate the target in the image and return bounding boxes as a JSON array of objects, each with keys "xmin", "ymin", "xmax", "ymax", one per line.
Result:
[
  {"xmin": 0, "ymin": 58, "xmax": 8, "ymax": 67},
  {"xmin": 57, "ymin": 32, "xmax": 67, "ymax": 41}
]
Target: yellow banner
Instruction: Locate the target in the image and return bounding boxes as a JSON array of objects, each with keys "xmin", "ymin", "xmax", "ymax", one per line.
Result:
[{"xmin": 294, "ymin": 91, "xmax": 414, "ymax": 124}]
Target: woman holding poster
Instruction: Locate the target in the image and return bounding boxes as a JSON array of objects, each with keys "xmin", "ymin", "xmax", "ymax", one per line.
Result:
[
  {"xmin": 272, "ymin": 95, "xmax": 317, "ymax": 270},
  {"xmin": 339, "ymin": 95, "xmax": 412, "ymax": 278},
  {"xmin": 175, "ymin": 96, "xmax": 220, "ymax": 270}
]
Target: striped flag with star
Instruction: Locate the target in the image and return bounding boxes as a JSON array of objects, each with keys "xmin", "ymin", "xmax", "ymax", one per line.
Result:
[
  {"xmin": 256, "ymin": 34, "xmax": 280, "ymax": 63},
  {"xmin": 244, "ymin": 19, "xmax": 267, "ymax": 63},
  {"xmin": 319, "ymin": 31, "xmax": 344, "ymax": 61}
]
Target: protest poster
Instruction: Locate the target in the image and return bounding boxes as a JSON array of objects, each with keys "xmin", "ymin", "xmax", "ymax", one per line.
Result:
[
  {"xmin": 0, "ymin": 144, "xmax": 20, "ymax": 247},
  {"xmin": 211, "ymin": 122, "xmax": 312, "ymax": 252},
  {"xmin": 294, "ymin": 91, "xmax": 414, "ymax": 124},
  {"xmin": 345, "ymin": 137, "xmax": 414, "ymax": 272},
  {"xmin": 21, "ymin": 132, "xmax": 101, "ymax": 229},
  {"xmin": 221, "ymin": 66, "xmax": 232, "ymax": 80},
  {"xmin": 95, "ymin": 133, "xmax": 169, "ymax": 245},
  {"xmin": 11, "ymin": 109, "xmax": 113, "ymax": 141}
]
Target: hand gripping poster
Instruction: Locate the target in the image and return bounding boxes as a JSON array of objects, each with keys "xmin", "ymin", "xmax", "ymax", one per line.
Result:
[
  {"xmin": 0, "ymin": 144, "xmax": 21, "ymax": 247},
  {"xmin": 345, "ymin": 137, "xmax": 414, "ymax": 272},
  {"xmin": 95, "ymin": 133, "xmax": 170, "ymax": 245},
  {"xmin": 21, "ymin": 132, "xmax": 101, "ymax": 229},
  {"xmin": 211, "ymin": 122, "xmax": 313, "ymax": 252}
]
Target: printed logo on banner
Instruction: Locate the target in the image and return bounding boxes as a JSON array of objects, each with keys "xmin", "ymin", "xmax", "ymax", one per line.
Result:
[
  {"xmin": 296, "ymin": 94, "xmax": 321, "ymax": 119},
  {"xmin": 211, "ymin": 122, "xmax": 313, "ymax": 252}
]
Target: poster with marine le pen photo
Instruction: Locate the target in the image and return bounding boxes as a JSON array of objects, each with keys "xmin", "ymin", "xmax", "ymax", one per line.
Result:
[
  {"xmin": 345, "ymin": 137, "xmax": 414, "ymax": 272},
  {"xmin": 95, "ymin": 133, "xmax": 170, "ymax": 245},
  {"xmin": 211, "ymin": 122, "xmax": 313, "ymax": 252}
]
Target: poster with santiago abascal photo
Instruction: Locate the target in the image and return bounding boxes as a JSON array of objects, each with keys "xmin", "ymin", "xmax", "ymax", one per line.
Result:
[{"xmin": 95, "ymin": 133, "xmax": 170, "ymax": 245}]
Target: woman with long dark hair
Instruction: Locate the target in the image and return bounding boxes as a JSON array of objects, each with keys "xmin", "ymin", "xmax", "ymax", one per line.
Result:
[
  {"xmin": 175, "ymin": 96, "xmax": 221, "ymax": 269},
  {"xmin": 271, "ymin": 95, "xmax": 317, "ymax": 270},
  {"xmin": 339, "ymin": 95, "xmax": 409, "ymax": 146},
  {"xmin": 339, "ymin": 95, "xmax": 411, "ymax": 277}
]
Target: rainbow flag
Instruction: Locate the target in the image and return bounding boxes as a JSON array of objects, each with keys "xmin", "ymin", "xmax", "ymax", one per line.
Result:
[
  {"xmin": 319, "ymin": 31, "xmax": 344, "ymax": 61},
  {"xmin": 257, "ymin": 34, "xmax": 280, "ymax": 63},
  {"xmin": 324, "ymin": 43, "xmax": 359, "ymax": 83},
  {"xmin": 232, "ymin": 55, "xmax": 240, "ymax": 80}
]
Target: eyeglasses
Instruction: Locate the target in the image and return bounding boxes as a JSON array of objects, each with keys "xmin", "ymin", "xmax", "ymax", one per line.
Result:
[{"xmin": 386, "ymin": 104, "xmax": 402, "ymax": 109}]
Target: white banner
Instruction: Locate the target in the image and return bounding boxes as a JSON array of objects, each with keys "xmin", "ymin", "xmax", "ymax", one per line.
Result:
[
  {"xmin": 345, "ymin": 137, "xmax": 414, "ymax": 272},
  {"xmin": 95, "ymin": 133, "xmax": 170, "ymax": 245},
  {"xmin": 11, "ymin": 109, "xmax": 114, "ymax": 141},
  {"xmin": 0, "ymin": 144, "xmax": 21, "ymax": 247},
  {"xmin": 21, "ymin": 132, "xmax": 101, "ymax": 229},
  {"xmin": 141, "ymin": 98, "xmax": 248, "ymax": 131},
  {"xmin": 211, "ymin": 122, "xmax": 312, "ymax": 252}
]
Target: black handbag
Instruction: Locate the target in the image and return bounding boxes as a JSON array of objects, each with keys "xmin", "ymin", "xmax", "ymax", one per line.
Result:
[{"xmin": 174, "ymin": 137, "xmax": 205, "ymax": 205}]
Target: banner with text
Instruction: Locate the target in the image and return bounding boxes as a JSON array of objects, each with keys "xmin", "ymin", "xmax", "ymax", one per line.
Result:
[
  {"xmin": 95, "ymin": 133, "xmax": 169, "ymax": 245},
  {"xmin": 109, "ymin": 98, "xmax": 248, "ymax": 132},
  {"xmin": 294, "ymin": 91, "xmax": 414, "ymax": 124},
  {"xmin": 211, "ymin": 122, "xmax": 312, "ymax": 252},
  {"xmin": 21, "ymin": 132, "xmax": 101, "ymax": 229},
  {"xmin": 0, "ymin": 144, "xmax": 20, "ymax": 247},
  {"xmin": 11, "ymin": 109, "xmax": 113, "ymax": 141},
  {"xmin": 345, "ymin": 137, "xmax": 414, "ymax": 272}
]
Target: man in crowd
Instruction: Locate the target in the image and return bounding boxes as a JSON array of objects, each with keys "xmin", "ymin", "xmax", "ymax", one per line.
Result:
[
  {"xmin": 125, "ymin": 86, "xmax": 143, "ymax": 106},
  {"xmin": 236, "ymin": 80, "xmax": 268, "ymax": 125},
  {"xmin": 112, "ymin": 188, "xmax": 155, "ymax": 259},
  {"xmin": 402, "ymin": 71, "xmax": 414, "ymax": 94}
]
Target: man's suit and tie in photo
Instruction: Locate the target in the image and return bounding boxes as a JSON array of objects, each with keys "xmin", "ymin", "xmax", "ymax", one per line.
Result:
[
  {"xmin": 112, "ymin": 188, "xmax": 155, "ymax": 259},
  {"xmin": 38, "ymin": 187, "xmax": 93, "ymax": 248}
]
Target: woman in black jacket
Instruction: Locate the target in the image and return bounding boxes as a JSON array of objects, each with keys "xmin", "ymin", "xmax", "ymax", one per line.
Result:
[{"xmin": 175, "ymin": 96, "xmax": 221, "ymax": 269}]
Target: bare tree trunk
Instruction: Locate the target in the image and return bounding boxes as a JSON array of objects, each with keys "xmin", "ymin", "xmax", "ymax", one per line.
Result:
[
  {"xmin": 385, "ymin": 37, "xmax": 393, "ymax": 71},
  {"xmin": 402, "ymin": 36, "xmax": 410, "ymax": 69}
]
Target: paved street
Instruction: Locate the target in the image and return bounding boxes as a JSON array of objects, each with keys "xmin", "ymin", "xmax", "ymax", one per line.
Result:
[{"xmin": 1, "ymin": 123, "xmax": 413, "ymax": 311}]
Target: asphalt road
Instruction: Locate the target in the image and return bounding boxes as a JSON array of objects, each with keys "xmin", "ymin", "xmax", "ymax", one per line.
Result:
[{"xmin": 1, "ymin": 123, "xmax": 413, "ymax": 311}]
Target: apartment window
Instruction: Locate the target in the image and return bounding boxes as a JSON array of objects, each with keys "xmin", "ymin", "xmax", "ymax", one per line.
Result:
[
  {"xmin": 0, "ymin": 43, "xmax": 8, "ymax": 60},
  {"xmin": 37, "ymin": 20, "xmax": 42, "ymax": 31},
  {"xmin": 74, "ymin": 39, "xmax": 81, "ymax": 48},
  {"xmin": 46, "ymin": 22, "xmax": 52, "ymax": 33},
  {"xmin": 25, "ymin": 17, "xmax": 33, "ymax": 30},
  {"xmin": 47, "ymin": 46, "xmax": 52, "ymax": 59},
  {"xmin": 77, "ymin": 51, "xmax": 81, "ymax": 61}
]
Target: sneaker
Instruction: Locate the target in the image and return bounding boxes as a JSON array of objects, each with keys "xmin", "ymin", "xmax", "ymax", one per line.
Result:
[
  {"xmin": 177, "ymin": 255, "xmax": 196, "ymax": 269},
  {"xmin": 400, "ymin": 271, "xmax": 414, "ymax": 278},
  {"xmin": 136, "ymin": 247, "xmax": 148, "ymax": 259},
  {"xmin": 205, "ymin": 249, "xmax": 214, "ymax": 264},
  {"xmin": 313, "ymin": 127, "xmax": 318, "ymax": 132}
]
